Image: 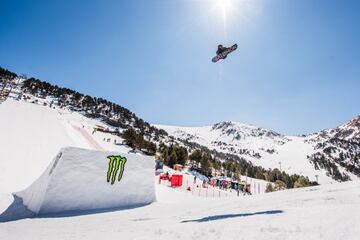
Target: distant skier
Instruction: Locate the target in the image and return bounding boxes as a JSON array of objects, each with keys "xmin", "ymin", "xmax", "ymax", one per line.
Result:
[{"xmin": 212, "ymin": 44, "xmax": 238, "ymax": 63}]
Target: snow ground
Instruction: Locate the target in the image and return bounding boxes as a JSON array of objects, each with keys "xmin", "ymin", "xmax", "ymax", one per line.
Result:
[
  {"xmin": 1, "ymin": 99, "xmax": 359, "ymax": 239},
  {"xmin": 1, "ymin": 181, "xmax": 360, "ymax": 240}
]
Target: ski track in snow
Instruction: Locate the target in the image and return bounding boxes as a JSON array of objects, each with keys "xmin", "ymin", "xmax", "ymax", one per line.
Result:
[{"xmin": 72, "ymin": 125, "xmax": 104, "ymax": 151}]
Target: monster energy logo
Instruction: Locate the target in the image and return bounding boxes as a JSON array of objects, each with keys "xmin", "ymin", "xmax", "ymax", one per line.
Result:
[{"xmin": 107, "ymin": 155, "xmax": 127, "ymax": 185}]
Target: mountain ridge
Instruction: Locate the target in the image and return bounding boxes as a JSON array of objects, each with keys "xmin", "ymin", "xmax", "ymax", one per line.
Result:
[
  {"xmin": 1, "ymin": 66, "xmax": 359, "ymax": 184},
  {"xmin": 156, "ymin": 115, "xmax": 360, "ymax": 183}
]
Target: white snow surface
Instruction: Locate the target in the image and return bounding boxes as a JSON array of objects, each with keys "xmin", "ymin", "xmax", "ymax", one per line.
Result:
[
  {"xmin": 0, "ymin": 97, "xmax": 360, "ymax": 239},
  {"xmin": 0, "ymin": 99, "xmax": 156, "ymax": 219},
  {"xmin": 1, "ymin": 181, "xmax": 360, "ymax": 240},
  {"xmin": 0, "ymin": 99, "xmax": 132, "ymax": 193},
  {"xmin": 16, "ymin": 147, "xmax": 155, "ymax": 214}
]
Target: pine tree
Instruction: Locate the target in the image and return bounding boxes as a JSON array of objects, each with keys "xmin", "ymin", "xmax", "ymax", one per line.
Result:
[
  {"xmin": 294, "ymin": 176, "xmax": 309, "ymax": 188},
  {"xmin": 200, "ymin": 154, "xmax": 212, "ymax": 176},
  {"xmin": 265, "ymin": 183, "xmax": 274, "ymax": 192},
  {"xmin": 190, "ymin": 149, "xmax": 202, "ymax": 167},
  {"xmin": 175, "ymin": 147, "xmax": 188, "ymax": 166},
  {"xmin": 274, "ymin": 180, "xmax": 286, "ymax": 191},
  {"xmin": 168, "ymin": 149, "xmax": 178, "ymax": 168}
]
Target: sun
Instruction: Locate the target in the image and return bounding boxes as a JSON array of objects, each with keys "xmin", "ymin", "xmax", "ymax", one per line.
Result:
[
  {"xmin": 214, "ymin": 0, "xmax": 233, "ymax": 11},
  {"xmin": 212, "ymin": 0, "xmax": 235, "ymax": 36},
  {"xmin": 213, "ymin": 0, "xmax": 234, "ymax": 22},
  {"xmin": 190, "ymin": 0, "xmax": 262, "ymax": 39}
]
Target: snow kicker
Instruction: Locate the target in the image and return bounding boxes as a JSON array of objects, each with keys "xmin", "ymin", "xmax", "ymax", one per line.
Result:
[{"xmin": 15, "ymin": 147, "xmax": 156, "ymax": 215}]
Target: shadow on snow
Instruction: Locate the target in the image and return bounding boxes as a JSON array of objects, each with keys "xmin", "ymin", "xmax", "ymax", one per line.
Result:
[
  {"xmin": 0, "ymin": 195, "xmax": 35, "ymax": 222},
  {"xmin": 0, "ymin": 194, "xmax": 151, "ymax": 223},
  {"xmin": 181, "ymin": 210, "xmax": 284, "ymax": 223}
]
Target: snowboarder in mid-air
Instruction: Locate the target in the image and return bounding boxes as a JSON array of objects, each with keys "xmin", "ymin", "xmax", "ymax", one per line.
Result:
[
  {"xmin": 216, "ymin": 45, "xmax": 227, "ymax": 57},
  {"xmin": 212, "ymin": 43, "xmax": 237, "ymax": 63}
]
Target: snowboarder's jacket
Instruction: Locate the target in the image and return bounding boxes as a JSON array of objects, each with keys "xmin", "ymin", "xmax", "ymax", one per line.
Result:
[
  {"xmin": 216, "ymin": 45, "xmax": 229, "ymax": 59},
  {"xmin": 216, "ymin": 45, "xmax": 226, "ymax": 55}
]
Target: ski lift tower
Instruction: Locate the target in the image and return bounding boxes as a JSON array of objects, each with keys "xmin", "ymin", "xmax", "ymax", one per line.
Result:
[{"xmin": 278, "ymin": 161, "xmax": 282, "ymax": 171}]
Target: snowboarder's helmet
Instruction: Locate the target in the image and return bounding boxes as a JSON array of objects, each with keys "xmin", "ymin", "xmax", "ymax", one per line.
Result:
[{"xmin": 218, "ymin": 44, "xmax": 223, "ymax": 48}]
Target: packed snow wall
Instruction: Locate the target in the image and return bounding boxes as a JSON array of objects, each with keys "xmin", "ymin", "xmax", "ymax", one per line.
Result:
[
  {"xmin": 16, "ymin": 147, "xmax": 155, "ymax": 214},
  {"xmin": 0, "ymin": 99, "xmax": 106, "ymax": 193}
]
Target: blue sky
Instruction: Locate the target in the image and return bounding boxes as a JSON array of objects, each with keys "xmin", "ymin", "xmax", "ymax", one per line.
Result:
[{"xmin": 1, "ymin": 0, "xmax": 359, "ymax": 135}]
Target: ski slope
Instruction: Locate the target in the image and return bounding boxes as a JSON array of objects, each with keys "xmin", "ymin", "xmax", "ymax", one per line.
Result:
[
  {"xmin": 1, "ymin": 181, "xmax": 359, "ymax": 240},
  {"xmin": 0, "ymin": 99, "xmax": 132, "ymax": 194},
  {"xmin": 1, "ymin": 99, "xmax": 359, "ymax": 240},
  {"xmin": 0, "ymin": 99, "xmax": 157, "ymax": 221}
]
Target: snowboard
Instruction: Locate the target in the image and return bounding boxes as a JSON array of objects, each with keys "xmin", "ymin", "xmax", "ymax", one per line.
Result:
[{"xmin": 212, "ymin": 44, "xmax": 237, "ymax": 63}]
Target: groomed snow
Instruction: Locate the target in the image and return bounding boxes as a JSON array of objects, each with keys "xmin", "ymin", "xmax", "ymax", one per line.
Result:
[
  {"xmin": 1, "ymin": 181, "xmax": 360, "ymax": 240},
  {"xmin": 0, "ymin": 99, "xmax": 133, "ymax": 194},
  {"xmin": 1, "ymin": 98, "xmax": 359, "ymax": 239},
  {"xmin": 0, "ymin": 99, "xmax": 87, "ymax": 193},
  {"xmin": 16, "ymin": 147, "xmax": 155, "ymax": 215}
]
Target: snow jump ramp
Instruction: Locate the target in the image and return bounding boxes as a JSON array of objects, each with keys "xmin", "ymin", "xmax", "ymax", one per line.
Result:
[{"xmin": 10, "ymin": 147, "xmax": 155, "ymax": 217}]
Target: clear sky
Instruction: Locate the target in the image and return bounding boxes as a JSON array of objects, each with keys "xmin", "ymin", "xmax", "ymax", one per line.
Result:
[{"xmin": 1, "ymin": 0, "xmax": 359, "ymax": 135}]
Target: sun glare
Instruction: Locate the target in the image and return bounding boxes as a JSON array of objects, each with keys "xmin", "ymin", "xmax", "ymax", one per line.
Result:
[
  {"xmin": 214, "ymin": 0, "xmax": 233, "ymax": 25},
  {"xmin": 211, "ymin": 0, "xmax": 235, "ymax": 38},
  {"xmin": 214, "ymin": 0, "xmax": 233, "ymax": 11},
  {"xmin": 186, "ymin": 0, "xmax": 262, "ymax": 40}
]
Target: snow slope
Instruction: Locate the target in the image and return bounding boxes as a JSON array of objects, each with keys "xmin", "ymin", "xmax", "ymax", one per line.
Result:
[
  {"xmin": 0, "ymin": 92, "xmax": 359, "ymax": 239},
  {"xmin": 0, "ymin": 99, "xmax": 132, "ymax": 193},
  {"xmin": 0, "ymin": 99, "xmax": 156, "ymax": 219},
  {"xmin": 0, "ymin": 99, "xmax": 87, "ymax": 193},
  {"xmin": 16, "ymin": 147, "xmax": 155, "ymax": 214},
  {"xmin": 1, "ymin": 181, "xmax": 359, "ymax": 240}
]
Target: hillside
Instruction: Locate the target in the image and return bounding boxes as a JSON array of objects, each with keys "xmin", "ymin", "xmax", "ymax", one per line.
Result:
[
  {"xmin": 0, "ymin": 99, "xmax": 134, "ymax": 193},
  {"xmin": 307, "ymin": 116, "xmax": 360, "ymax": 181},
  {"xmin": 2, "ymin": 66, "xmax": 359, "ymax": 186},
  {"xmin": 156, "ymin": 117, "xmax": 360, "ymax": 183}
]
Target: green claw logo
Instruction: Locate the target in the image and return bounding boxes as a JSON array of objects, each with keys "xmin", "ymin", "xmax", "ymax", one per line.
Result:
[{"xmin": 107, "ymin": 155, "xmax": 127, "ymax": 185}]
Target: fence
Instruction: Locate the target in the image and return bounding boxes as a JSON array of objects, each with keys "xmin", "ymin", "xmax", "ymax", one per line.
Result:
[
  {"xmin": 157, "ymin": 174, "xmax": 266, "ymax": 197},
  {"xmin": 158, "ymin": 175, "xmax": 239, "ymax": 198}
]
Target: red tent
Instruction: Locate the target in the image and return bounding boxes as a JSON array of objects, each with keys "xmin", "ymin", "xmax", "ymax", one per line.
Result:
[{"xmin": 171, "ymin": 174, "xmax": 183, "ymax": 187}]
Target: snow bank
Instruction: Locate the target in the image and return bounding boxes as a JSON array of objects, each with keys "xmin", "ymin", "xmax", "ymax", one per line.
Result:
[
  {"xmin": 16, "ymin": 147, "xmax": 155, "ymax": 214},
  {"xmin": 0, "ymin": 100, "xmax": 89, "ymax": 193}
]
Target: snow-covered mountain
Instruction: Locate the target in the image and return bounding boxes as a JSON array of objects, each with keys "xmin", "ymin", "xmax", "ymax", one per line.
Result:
[
  {"xmin": 307, "ymin": 116, "xmax": 360, "ymax": 181},
  {"xmin": 156, "ymin": 118, "xmax": 360, "ymax": 184},
  {"xmin": 157, "ymin": 121, "xmax": 289, "ymax": 159},
  {"xmin": 2, "ymin": 68, "xmax": 360, "ymax": 239},
  {"xmin": 2, "ymin": 67, "xmax": 359, "ymax": 185}
]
